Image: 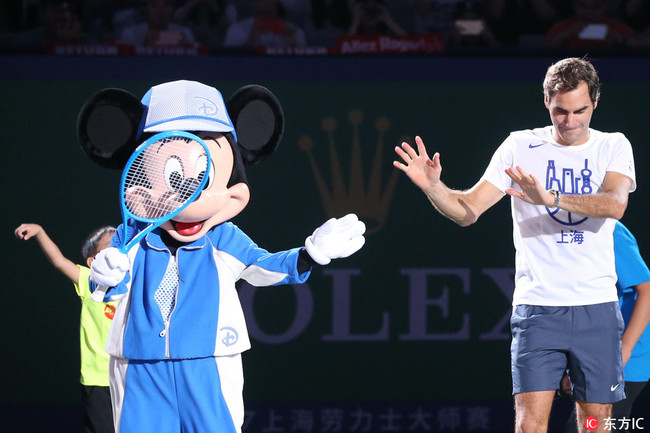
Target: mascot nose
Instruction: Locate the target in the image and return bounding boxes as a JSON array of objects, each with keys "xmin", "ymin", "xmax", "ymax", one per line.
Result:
[{"xmin": 178, "ymin": 178, "xmax": 201, "ymax": 201}]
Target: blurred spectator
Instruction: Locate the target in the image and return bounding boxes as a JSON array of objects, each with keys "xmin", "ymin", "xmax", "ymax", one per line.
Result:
[
  {"xmin": 347, "ymin": 0, "xmax": 407, "ymax": 36},
  {"xmin": 172, "ymin": 0, "xmax": 237, "ymax": 51},
  {"xmin": 484, "ymin": 0, "xmax": 570, "ymax": 47},
  {"xmin": 233, "ymin": 0, "xmax": 312, "ymax": 28},
  {"xmin": 406, "ymin": 0, "xmax": 467, "ymax": 37},
  {"xmin": 447, "ymin": 0, "xmax": 500, "ymax": 48},
  {"xmin": 303, "ymin": 0, "xmax": 347, "ymax": 46},
  {"xmin": 12, "ymin": 0, "xmax": 88, "ymax": 52},
  {"xmin": 111, "ymin": 0, "xmax": 144, "ymax": 41},
  {"xmin": 223, "ymin": 0, "xmax": 307, "ymax": 49},
  {"xmin": 119, "ymin": 0, "xmax": 195, "ymax": 47},
  {"xmin": 544, "ymin": 0, "xmax": 638, "ymax": 50}
]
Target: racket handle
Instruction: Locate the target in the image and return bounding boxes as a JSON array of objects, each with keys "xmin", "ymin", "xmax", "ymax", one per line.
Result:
[{"xmin": 91, "ymin": 285, "xmax": 109, "ymax": 302}]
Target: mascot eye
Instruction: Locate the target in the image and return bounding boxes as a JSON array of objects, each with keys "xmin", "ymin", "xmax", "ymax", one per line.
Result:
[
  {"xmin": 196, "ymin": 156, "xmax": 214, "ymax": 190},
  {"xmin": 164, "ymin": 156, "xmax": 184, "ymax": 191}
]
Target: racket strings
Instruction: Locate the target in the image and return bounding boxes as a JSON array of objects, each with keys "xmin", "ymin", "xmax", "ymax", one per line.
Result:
[{"xmin": 123, "ymin": 136, "xmax": 208, "ymax": 221}]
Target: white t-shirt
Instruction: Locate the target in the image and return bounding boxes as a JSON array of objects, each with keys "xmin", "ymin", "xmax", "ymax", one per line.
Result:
[{"xmin": 481, "ymin": 126, "xmax": 636, "ymax": 306}]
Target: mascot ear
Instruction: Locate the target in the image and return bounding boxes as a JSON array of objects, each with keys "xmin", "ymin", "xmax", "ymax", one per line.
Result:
[
  {"xmin": 77, "ymin": 88, "xmax": 143, "ymax": 169},
  {"xmin": 227, "ymin": 85, "xmax": 284, "ymax": 166}
]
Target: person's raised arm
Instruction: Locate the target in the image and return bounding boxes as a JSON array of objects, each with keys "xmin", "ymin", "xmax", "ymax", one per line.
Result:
[
  {"xmin": 14, "ymin": 223, "xmax": 80, "ymax": 283},
  {"xmin": 394, "ymin": 135, "xmax": 504, "ymax": 227},
  {"xmin": 505, "ymin": 167, "xmax": 632, "ymax": 219}
]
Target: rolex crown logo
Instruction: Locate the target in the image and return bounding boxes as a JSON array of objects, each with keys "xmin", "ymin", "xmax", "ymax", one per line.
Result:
[{"xmin": 298, "ymin": 110, "xmax": 400, "ymax": 235}]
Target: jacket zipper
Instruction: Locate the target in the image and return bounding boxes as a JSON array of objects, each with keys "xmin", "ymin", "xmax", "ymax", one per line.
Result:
[{"xmin": 162, "ymin": 252, "xmax": 180, "ymax": 359}]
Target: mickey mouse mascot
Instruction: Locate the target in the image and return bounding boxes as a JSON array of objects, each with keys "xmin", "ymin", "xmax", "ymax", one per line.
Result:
[{"xmin": 77, "ymin": 80, "xmax": 366, "ymax": 433}]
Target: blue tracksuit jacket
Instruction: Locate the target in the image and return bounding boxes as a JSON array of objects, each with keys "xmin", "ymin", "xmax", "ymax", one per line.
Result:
[{"xmin": 101, "ymin": 221, "xmax": 311, "ymax": 360}]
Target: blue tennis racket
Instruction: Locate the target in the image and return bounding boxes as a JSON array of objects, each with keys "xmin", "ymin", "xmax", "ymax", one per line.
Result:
[
  {"xmin": 117, "ymin": 130, "xmax": 211, "ymax": 252},
  {"xmin": 92, "ymin": 131, "xmax": 210, "ymax": 300}
]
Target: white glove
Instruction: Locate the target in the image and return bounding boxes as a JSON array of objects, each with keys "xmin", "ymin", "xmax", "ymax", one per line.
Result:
[
  {"xmin": 305, "ymin": 214, "xmax": 366, "ymax": 265},
  {"xmin": 90, "ymin": 247, "xmax": 130, "ymax": 288}
]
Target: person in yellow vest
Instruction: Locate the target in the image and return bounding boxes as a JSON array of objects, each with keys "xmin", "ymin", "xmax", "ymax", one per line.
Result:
[{"xmin": 14, "ymin": 223, "xmax": 117, "ymax": 433}]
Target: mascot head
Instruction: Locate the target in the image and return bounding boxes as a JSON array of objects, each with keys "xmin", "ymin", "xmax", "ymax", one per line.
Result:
[{"xmin": 77, "ymin": 80, "xmax": 284, "ymax": 242}]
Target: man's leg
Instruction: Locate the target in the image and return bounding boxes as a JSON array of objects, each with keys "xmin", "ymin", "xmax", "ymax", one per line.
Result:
[
  {"xmin": 514, "ymin": 390, "xmax": 556, "ymax": 433},
  {"xmin": 568, "ymin": 302, "xmax": 625, "ymax": 433},
  {"xmin": 575, "ymin": 400, "xmax": 611, "ymax": 433},
  {"xmin": 511, "ymin": 306, "xmax": 573, "ymax": 433}
]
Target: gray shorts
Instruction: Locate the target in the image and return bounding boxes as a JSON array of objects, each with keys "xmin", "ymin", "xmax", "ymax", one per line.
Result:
[{"xmin": 510, "ymin": 302, "xmax": 625, "ymax": 403}]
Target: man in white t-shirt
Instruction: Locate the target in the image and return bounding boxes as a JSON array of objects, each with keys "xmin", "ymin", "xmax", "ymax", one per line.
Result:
[{"xmin": 394, "ymin": 57, "xmax": 635, "ymax": 433}]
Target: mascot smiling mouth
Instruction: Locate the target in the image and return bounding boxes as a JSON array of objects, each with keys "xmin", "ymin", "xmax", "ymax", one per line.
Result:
[{"xmin": 172, "ymin": 220, "xmax": 204, "ymax": 236}]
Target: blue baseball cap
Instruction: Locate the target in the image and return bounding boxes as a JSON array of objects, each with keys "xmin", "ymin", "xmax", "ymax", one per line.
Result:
[{"xmin": 140, "ymin": 80, "xmax": 236, "ymax": 139}]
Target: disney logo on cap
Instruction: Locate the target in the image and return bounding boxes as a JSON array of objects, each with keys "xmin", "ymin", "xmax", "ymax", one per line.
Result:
[{"xmin": 195, "ymin": 97, "xmax": 218, "ymax": 117}]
